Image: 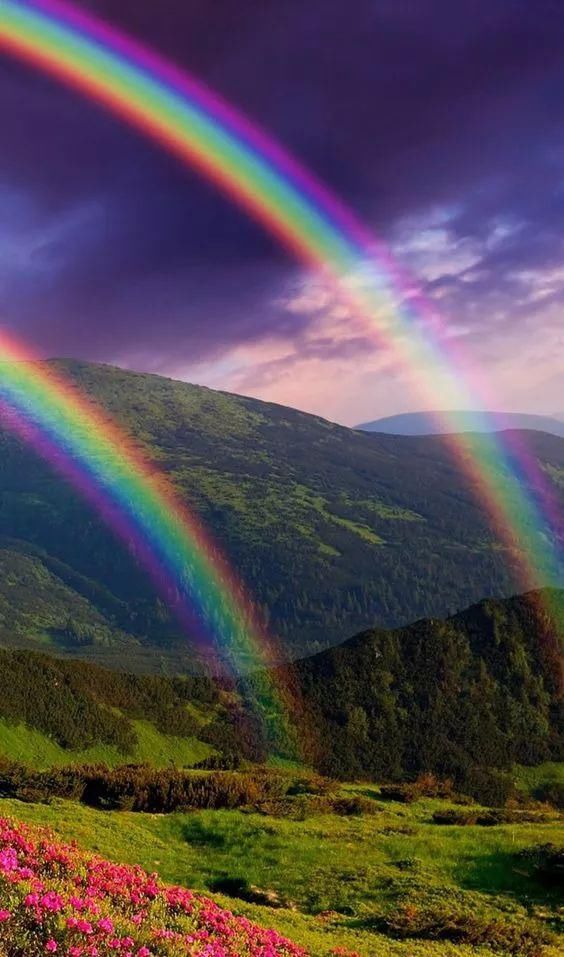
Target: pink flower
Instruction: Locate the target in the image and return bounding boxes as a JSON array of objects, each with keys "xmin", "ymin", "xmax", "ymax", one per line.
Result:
[
  {"xmin": 0, "ymin": 815, "xmax": 307, "ymax": 957},
  {"xmin": 41, "ymin": 891, "xmax": 64, "ymax": 912}
]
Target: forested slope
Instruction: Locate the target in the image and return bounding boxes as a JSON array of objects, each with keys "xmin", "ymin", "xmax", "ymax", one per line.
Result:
[{"xmin": 1, "ymin": 359, "xmax": 563, "ymax": 666}]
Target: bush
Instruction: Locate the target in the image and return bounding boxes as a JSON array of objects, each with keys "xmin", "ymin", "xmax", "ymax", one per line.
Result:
[
  {"xmin": 379, "ymin": 775, "xmax": 465, "ymax": 804},
  {"xmin": 379, "ymin": 784, "xmax": 418, "ymax": 803},
  {"xmin": 192, "ymin": 752, "xmax": 241, "ymax": 771},
  {"xmin": 535, "ymin": 781, "xmax": 564, "ymax": 809},
  {"xmin": 457, "ymin": 767, "xmax": 515, "ymax": 807},
  {"xmin": 330, "ymin": 795, "xmax": 378, "ymax": 816},
  {"xmin": 81, "ymin": 766, "xmax": 290, "ymax": 813},
  {"xmin": 0, "ymin": 761, "xmax": 292, "ymax": 814},
  {"xmin": 287, "ymin": 774, "xmax": 337, "ymax": 797},
  {"xmin": 374, "ymin": 902, "xmax": 550, "ymax": 954},
  {"xmin": 432, "ymin": 808, "xmax": 552, "ymax": 827},
  {"xmin": 413, "ymin": 773, "xmax": 455, "ymax": 798},
  {"xmin": 517, "ymin": 844, "xmax": 564, "ymax": 887},
  {"xmin": 432, "ymin": 809, "xmax": 478, "ymax": 826}
]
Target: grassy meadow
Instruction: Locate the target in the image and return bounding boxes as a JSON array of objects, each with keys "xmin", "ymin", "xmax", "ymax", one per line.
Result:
[{"xmin": 1, "ymin": 769, "xmax": 562, "ymax": 957}]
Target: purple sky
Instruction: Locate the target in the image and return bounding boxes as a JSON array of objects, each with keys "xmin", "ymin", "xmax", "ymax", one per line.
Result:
[{"xmin": 1, "ymin": 0, "xmax": 564, "ymax": 424}]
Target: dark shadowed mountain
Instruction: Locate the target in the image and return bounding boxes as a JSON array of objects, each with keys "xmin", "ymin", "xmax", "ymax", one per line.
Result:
[
  {"xmin": 357, "ymin": 410, "xmax": 564, "ymax": 437},
  {"xmin": 0, "ymin": 360, "xmax": 563, "ymax": 671}
]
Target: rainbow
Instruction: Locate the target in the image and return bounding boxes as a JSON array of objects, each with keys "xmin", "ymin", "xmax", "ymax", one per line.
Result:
[
  {"xmin": 0, "ymin": 335, "xmax": 263, "ymax": 663},
  {"xmin": 0, "ymin": 333, "xmax": 305, "ymax": 751},
  {"xmin": 0, "ymin": 0, "xmax": 562, "ymax": 642}
]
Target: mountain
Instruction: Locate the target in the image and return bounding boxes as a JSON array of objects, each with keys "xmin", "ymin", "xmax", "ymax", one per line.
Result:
[
  {"xmin": 0, "ymin": 589, "xmax": 562, "ymax": 791},
  {"xmin": 290, "ymin": 588, "xmax": 564, "ymax": 782},
  {"xmin": 0, "ymin": 647, "xmax": 264, "ymax": 769},
  {"xmin": 357, "ymin": 409, "xmax": 564, "ymax": 437},
  {"xmin": 0, "ymin": 359, "xmax": 563, "ymax": 669}
]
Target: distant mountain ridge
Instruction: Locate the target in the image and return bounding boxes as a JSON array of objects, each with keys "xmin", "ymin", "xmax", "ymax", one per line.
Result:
[
  {"xmin": 357, "ymin": 410, "xmax": 564, "ymax": 437},
  {"xmin": 0, "ymin": 359, "xmax": 562, "ymax": 671}
]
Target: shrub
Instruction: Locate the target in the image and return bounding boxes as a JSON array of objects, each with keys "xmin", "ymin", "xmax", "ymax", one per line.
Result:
[
  {"xmin": 517, "ymin": 844, "xmax": 564, "ymax": 887},
  {"xmin": 535, "ymin": 781, "xmax": 564, "ymax": 809},
  {"xmin": 192, "ymin": 752, "xmax": 241, "ymax": 770},
  {"xmin": 374, "ymin": 902, "xmax": 550, "ymax": 955},
  {"xmin": 330, "ymin": 795, "xmax": 378, "ymax": 816},
  {"xmin": 432, "ymin": 808, "xmax": 552, "ymax": 827},
  {"xmin": 287, "ymin": 774, "xmax": 337, "ymax": 797},
  {"xmin": 413, "ymin": 773, "xmax": 455, "ymax": 798},
  {"xmin": 0, "ymin": 761, "xmax": 293, "ymax": 814},
  {"xmin": 379, "ymin": 784, "xmax": 418, "ymax": 803},
  {"xmin": 457, "ymin": 767, "xmax": 515, "ymax": 806},
  {"xmin": 432, "ymin": 808, "xmax": 478, "ymax": 826}
]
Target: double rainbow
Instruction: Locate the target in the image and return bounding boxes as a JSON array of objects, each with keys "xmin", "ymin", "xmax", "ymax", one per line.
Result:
[{"xmin": 0, "ymin": 0, "xmax": 562, "ymax": 673}]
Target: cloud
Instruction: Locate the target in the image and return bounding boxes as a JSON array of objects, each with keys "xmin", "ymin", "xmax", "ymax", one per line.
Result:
[{"xmin": 392, "ymin": 222, "xmax": 483, "ymax": 284}]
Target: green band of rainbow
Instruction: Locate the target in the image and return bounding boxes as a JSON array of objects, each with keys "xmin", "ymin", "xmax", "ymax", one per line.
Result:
[{"xmin": 0, "ymin": 0, "xmax": 562, "ymax": 656}]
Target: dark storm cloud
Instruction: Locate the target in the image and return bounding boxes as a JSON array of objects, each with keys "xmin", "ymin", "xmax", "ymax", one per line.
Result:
[{"xmin": 1, "ymin": 0, "xmax": 564, "ymax": 368}]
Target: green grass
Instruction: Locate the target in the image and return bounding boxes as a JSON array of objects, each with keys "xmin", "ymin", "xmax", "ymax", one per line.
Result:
[
  {"xmin": 0, "ymin": 718, "xmax": 213, "ymax": 769},
  {"xmin": 290, "ymin": 484, "xmax": 385, "ymax": 545},
  {"xmin": 2, "ymin": 786, "xmax": 562, "ymax": 956}
]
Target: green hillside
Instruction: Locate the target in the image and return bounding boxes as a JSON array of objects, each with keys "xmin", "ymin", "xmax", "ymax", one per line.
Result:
[
  {"xmin": 0, "ymin": 359, "xmax": 563, "ymax": 667},
  {"xmin": 290, "ymin": 589, "xmax": 564, "ymax": 783},
  {"xmin": 0, "ymin": 589, "xmax": 561, "ymax": 791},
  {"xmin": 0, "ymin": 545, "xmax": 136, "ymax": 651},
  {"xmin": 0, "ymin": 648, "xmax": 254, "ymax": 769},
  {"xmin": 0, "ymin": 717, "xmax": 212, "ymax": 769}
]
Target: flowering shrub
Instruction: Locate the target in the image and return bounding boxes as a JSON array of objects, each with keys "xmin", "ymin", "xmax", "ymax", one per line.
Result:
[{"xmin": 0, "ymin": 817, "xmax": 307, "ymax": 956}]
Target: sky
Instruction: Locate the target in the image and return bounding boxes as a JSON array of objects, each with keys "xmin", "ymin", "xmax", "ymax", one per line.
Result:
[{"xmin": 1, "ymin": 0, "xmax": 564, "ymax": 425}]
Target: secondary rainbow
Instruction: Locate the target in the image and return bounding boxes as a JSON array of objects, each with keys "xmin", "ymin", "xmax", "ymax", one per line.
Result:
[
  {"xmin": 0, "ymin": 334, "xmax": 263, "ymax": 658},
  {"xmin": 0, "ymin": 0, "xmax": 562, "ymax": 616}
]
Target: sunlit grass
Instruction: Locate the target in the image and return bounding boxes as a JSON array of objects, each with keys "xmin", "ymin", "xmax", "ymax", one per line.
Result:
[
  {"xmin": 2, "ymin": 782, "xmax": 562, "ymax": 957},
  {"xmin": 0, "ymin": 718, "xmax": 213, "ymax": 769}
]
